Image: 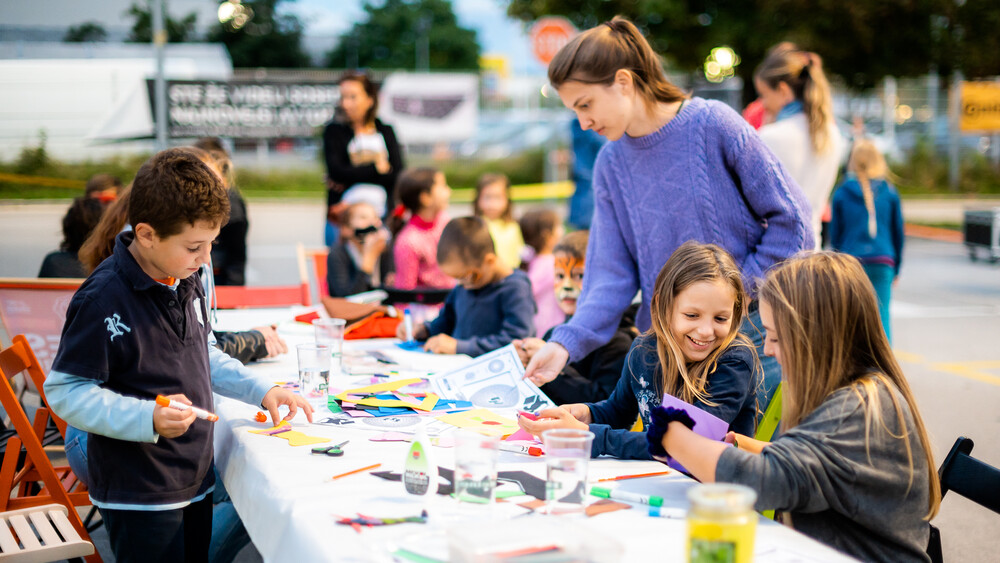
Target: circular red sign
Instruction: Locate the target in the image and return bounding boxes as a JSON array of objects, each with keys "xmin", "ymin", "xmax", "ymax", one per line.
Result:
[{"xmin": 530, "ymin": 16, "xmax": 578, "ymax": 65}]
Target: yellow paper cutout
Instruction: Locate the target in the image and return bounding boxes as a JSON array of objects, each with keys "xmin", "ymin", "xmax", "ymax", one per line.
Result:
[
  {"xmin": 334, "ymin": 378, "xmax": 439, "ymax": 411},
  {"xmin": 250, "ymin": 421, "xmax": 330, "ymax": 447},
  {"xmin": 435, "ymin": 409, "xmax": 519, "ymax": 437}
]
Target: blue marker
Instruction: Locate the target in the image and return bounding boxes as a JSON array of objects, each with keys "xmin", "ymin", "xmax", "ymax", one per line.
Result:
[{"xmin": 404, "ymin": 309, "xmax": 414, "ymax": 343}]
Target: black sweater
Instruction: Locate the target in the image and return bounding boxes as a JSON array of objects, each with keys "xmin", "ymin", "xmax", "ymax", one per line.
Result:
[{"xmin": 322, "ymin": 119, "xmax": 404, "ymax": 208}]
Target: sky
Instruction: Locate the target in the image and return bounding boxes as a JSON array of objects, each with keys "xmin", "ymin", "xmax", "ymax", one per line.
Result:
[{"xmin": 0, "ymin": 0, "xmax": 547, "ymax": 75}]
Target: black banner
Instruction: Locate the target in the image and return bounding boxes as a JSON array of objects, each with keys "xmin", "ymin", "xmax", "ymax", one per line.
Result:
[{"xmin": 147, "ymin": 80, "xmax": 339, "ymax": 138}]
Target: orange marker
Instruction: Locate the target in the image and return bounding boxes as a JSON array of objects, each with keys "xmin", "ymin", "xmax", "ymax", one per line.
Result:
[
  {"xmin": 332, "ymin": 463, "xmax": 381, "ymax": 480},
  {"xmin": 155, "ymin": 395, "xmax": 219, "ymax": 422},
  {"xmin": 596, "ymin": 470, "xmax": 672, "ymax": 482}
]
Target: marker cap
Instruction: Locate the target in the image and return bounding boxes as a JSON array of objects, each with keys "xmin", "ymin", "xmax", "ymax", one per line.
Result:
[{"xmin": 155, "ymin": 395, "xmax": 170, "ymax": 407}]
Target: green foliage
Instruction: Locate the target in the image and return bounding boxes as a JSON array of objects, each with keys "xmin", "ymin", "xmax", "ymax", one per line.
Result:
[
  {"xmin": 505, "ymin": 0, "xmax": 1000, "ymax": 93},
  {"xmin": 430, "ymin": 149, "xmax": 546, "ymax": 190},
  {"xmin": 126, "ymin": 1, "xmax": 198, "ymax": 43},
  {"xmin": 327, "ymin": 0, "xmax": 480, "ymax": 70},
  {"xmin": 64, "ymin": 22, "xmax": 108, "ymax": 42},
  {"xmin": 14, "ymin": 132, "xmax": 50, "ymax": 175},
  {"xmin": 207, "ymin": 0, "xmax": 311, "ymax": 68},
  {"xmin": 893, "ymin": 136, "xmax": 1000, "ymax": 195}
]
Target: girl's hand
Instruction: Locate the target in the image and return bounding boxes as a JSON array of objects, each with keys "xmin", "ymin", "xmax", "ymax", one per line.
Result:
[
  {"xmin": 523, "ymin": 342, "xmax": 569, "ymax": 386},
  {"xmin": 513, "ymin": 337, "xmax": 546, "ymax": 367},
  {"xmin": 262, "ymin": 387, "xmax": 314, "ymax": 425},
  {"xmin": 516, "ymin": 406, "xmax": 589, "ymax": 437},
  {"xmin": 152, "ymin": 394, "xmax": 197, "ymax": 439},
  {"xmin": 424, "ymin": 334, "xmax": 457, "ymax": 354}
]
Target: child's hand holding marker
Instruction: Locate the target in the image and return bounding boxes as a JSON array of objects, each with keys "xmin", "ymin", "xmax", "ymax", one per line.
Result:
[
  {"xmin": 152, "ymin": 394, "xmax": 199, "ymax": 438},
  {"xmin": 516, "ymin": 405, "xmax": 591, "ymax": 437}
]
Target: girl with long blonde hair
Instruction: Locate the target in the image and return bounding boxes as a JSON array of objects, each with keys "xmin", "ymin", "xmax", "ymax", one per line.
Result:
[
  {"xmin": 652, "ymin": 252, "xmax": 939, "ymax": 562},
  {"xmin": 518, "ymin": 241, "xmax": 760, "ymax": 460},
  {"xmin": 755, "ymin": 43, "xmax": 847, "ymax": 248},
  {"xmin": 830, "ymin": 138, "xmax": 904, "ymax": 342}
]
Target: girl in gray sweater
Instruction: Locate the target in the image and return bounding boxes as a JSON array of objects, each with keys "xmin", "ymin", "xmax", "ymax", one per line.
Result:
[{"xmin": 650, "ymin": 252, "xmax": 940, "ymax": 562}]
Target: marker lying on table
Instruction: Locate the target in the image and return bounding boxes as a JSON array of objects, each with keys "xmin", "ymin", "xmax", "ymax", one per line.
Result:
[
  {"xmin": 648, "ymin": 506, "xmax": 687, "ymax": 519},
  {"xmin": 589, "ymin": 486, "xmax": 663, "ymax": 507},
  {"xmin": 498, "ymin": 443, "xmax": 543, "ymax": 457},
  {"xmin": 596, "ymin": 470, "xmax": 672, "ymax": 482},
  {"xmin": 155, "ymin": 395, "xmax": 218, "ymax": 422}
]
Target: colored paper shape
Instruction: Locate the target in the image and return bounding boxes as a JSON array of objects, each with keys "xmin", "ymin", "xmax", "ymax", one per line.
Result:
[
  {"xmin": 660, "ymin": 392, "xmax": 729, "ymax": 472},
  {"xmin": 249, "ymin": 421, "xmax": 331, "ymax": 447},
  {"xmin": 435, "ymin": 408, "xmax": 519, "ymax": 437},
  {"xmin": 334, "ymin": 378, "xmax": 439, "ymax": 411},
  {"xmin": 504, "ymin": 428, "xmax": 537, "ymax": 443}
]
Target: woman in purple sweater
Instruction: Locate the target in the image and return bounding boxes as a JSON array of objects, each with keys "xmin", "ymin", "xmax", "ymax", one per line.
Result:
[{"xmin": 524, "ymin": 17, "xmax": 813, "ymax": 414}]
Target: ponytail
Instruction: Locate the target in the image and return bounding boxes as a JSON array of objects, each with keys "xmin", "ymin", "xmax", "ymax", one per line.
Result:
[
  {"xmin": 848, "ymin": 139, "xmax": 891, "ymax": 240},
  {"xmin": 756, "ymin": 46, "xmax": 835, "ymax": 154},
  {"xmin": 548, "ymin": 16, "xmax": 685, "ymax": 110}
]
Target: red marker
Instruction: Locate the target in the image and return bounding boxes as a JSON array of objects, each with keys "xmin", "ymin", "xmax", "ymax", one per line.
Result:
[{"xmin": 498, "ymin": 443, "xmax": 543, "ymax": 456}]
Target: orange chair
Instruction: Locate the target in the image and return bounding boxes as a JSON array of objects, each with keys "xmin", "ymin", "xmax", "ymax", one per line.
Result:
[
  {"xmin": 213, "ymin": 246, "xmax": 312, "ymax": 309},
  {"xmin": 0, "ymin": 335, "xmax": 101, "ymax": 562},
  {"xmin": 300, "ymin": 245, "xmax": 330, "ymax": 299}
]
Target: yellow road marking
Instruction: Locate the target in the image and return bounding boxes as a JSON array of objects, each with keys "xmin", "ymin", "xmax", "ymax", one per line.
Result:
[{"xmin": 895, "ymin": 349, "xmax": 1000, "ymax": 386}]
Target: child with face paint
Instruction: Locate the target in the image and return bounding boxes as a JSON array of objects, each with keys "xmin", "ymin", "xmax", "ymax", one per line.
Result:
[
  {"xmin": 514, "ymin": 230, "xmax": 637, "ymax": 405},
  {"xmin": 517, "ymin": 241, "xmax": 760, "ymax": 460}
]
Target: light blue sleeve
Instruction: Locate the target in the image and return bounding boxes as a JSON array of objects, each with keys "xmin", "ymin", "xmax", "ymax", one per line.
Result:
[
  {"xmin": 208, "ymin": 340, "xmax": 276, "ymax": 407},
  {"xmin": 44, "ymin": 369, "xmax": 158, "ymax": 443}
]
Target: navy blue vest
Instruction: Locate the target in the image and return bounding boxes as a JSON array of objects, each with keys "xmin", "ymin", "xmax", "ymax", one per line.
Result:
[{"xmin": 52, "ymin": 232, "xmax": 215, "ymax": 504}]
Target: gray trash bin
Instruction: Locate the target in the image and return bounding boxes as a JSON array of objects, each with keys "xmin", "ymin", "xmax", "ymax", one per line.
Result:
[{"xmin": 963, "ymin": 208, "xmax": 1000, "ymax": 262}]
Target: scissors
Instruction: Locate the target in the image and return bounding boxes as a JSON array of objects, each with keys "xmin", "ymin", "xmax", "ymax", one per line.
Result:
[{"xmin": 312, "ymin": 440, "xmax": 350, "ymax": 457}]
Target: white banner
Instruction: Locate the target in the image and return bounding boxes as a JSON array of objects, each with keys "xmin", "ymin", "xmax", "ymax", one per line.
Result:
[{"xmin": 378, "ymin": 72, "xmax": 479, "ymax": 144}]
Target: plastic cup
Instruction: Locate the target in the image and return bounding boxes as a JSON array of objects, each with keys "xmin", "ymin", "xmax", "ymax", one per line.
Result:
[
  {"xmin": 453, "ymin": 431, "xmax": 500, "ymax": 506},
  {"xmin": 296, "ymin": 343, "xmax": 331, "ymax": 404},
  {"xmin": 541, "ymin": 429, "xmax": 595, "ymax": 515},
  {"xmin": 313, "ymin": 318, "xmax": 346, "ymax": 376}
]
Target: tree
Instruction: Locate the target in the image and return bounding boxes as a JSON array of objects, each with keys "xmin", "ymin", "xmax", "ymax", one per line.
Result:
[
  {"xmin": 64, "ymin": 22, "xmax": 107, "ymax": 42},
  {"xmin": 327, "ymin": 0, "xmax": 481, "ymax": 71},
  {"xmin": 125, "ymin": 1, "xmax": 198, "ymax": 43},
  {"xmin": 207, "ymin": 0, "xmax": 311, "ymax": 68},
  {"xmin": 505, "ymin": 0, "xmax": 1000, "ymax": 93}
]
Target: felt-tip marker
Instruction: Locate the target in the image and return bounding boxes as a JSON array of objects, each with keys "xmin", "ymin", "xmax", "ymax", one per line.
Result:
[
  {"xmin": 589, "ymin": 486, "xmax": 663, "ymax": 507},
  {"xmin": 404, "ymin": 309, "xmax": 414, "ymax": 343},
  {"xmin": 155, "ymin": 395, "xmax": 218, "ymax": 422},
  {"xmin": 648, "ymin": 506, "xmax": 687, "ymax": 519},
  {"xmin": 498, "ymin": 443, "xmax": 543, "ymax": 456}
]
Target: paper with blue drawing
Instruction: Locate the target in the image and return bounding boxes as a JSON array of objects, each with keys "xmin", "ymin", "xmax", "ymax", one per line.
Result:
[{"xmin": 431, "ymin": 344, "xmax": 555, "ymax": 412}]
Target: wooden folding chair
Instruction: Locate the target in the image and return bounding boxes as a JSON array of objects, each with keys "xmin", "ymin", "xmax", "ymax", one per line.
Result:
[
  {"xmin": 0, "ymin": 335, "xmax": 101, "ymax": 563},
  {"xmin": 301, "ymin": 245, "xmax": 330, "ymax": 300},
  {"xmin": 0, "ymin": 504, "xmax": 94, "ymax": 561}
]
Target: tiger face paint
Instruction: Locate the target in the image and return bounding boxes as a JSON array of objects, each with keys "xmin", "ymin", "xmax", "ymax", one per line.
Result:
[{"xmin": 553, "ymin": 252, "xmax": 585, "ymax": 316}]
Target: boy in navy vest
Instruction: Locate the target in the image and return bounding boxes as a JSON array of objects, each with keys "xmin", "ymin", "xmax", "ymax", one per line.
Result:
[{"xmin": 46, "ymin": 148, "xmax": 313, "ymax": 562}]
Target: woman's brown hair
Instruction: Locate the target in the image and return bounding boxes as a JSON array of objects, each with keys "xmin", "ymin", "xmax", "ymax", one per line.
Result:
[
  {"xmin": 339, "ymin": 71, "xmax": 379, "ymax": 127},
  {"xmin": 755, "ymin": 44, "xmax": 835, "ymax": 153},
  {"xmin": 548, "ymin": 16, "xmax": 685, "ymax": 110},
  {"xmin": 759, "ymin": 252, "xmax": 940, "ymax": 519}
]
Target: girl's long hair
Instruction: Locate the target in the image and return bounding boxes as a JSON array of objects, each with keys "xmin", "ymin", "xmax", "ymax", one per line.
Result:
[
  {"xmin": 474, "ymin": 173, "xmax": 513, "ymax": 222},
  {"xmin": 847, "ymin": 138, "xmax": 891, "ymax": 239},
  {"xmin": 755, "ymin": 45, "xmax": 835, "ymax": 154},
  {"xmin": 758, "ymin": 252, "xmax": 940, "ymax": 519},
  {"xmin": 548, "ymin": 16, "xmax": 685, "ymax": 111},
  {"xmin": 645, "ymin": 241, "xmax": 755, "ymax": 406}
]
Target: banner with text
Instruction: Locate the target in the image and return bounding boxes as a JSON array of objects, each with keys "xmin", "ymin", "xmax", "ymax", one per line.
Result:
[
  {"xmin": 147, "ymin": 80, "xmax": 340, "ymax": 138},
  {"xmin": 960, "ymin": 82, "xmax": 1000, "ymax": 132}
]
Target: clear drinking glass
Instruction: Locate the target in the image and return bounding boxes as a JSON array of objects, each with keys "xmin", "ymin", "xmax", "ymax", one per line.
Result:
[
  {"xmin": 313, "ymin": 318, "xmax": 346, "ymax": 376},
  {"xmin": 453, "ymin": 431, "xmax": 500, "ymax": 506},
  {"xmin": 296, "ymin": 343, "xmax": 331, "ymax": 403},
  {"xmin": 541, "ymin": 429, "xmax": 595, "ymax": 515}
]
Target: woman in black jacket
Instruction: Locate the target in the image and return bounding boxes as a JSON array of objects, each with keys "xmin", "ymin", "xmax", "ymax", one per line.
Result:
[{"xmin": 323, "ymin": 72, "xmax": 404, "ymax": 245}]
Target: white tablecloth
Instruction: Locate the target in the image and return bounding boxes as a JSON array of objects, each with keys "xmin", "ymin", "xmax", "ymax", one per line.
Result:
[{"xmin": 212, "ymin": 309, "xmax": 856, "ymax": 562}]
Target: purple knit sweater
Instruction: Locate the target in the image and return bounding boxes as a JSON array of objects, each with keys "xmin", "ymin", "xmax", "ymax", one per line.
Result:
[{"xmin": 551, "ymin": 97, "xmax": 813, "ymax": 361}]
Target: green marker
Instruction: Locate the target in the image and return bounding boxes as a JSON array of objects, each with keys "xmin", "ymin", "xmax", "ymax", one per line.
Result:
[{"xmin": 589, "ymin": 486, "xmax": 664, "ymax": 507}]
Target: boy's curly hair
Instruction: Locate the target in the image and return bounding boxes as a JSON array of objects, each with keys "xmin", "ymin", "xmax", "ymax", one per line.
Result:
[{"xmin": 129, "ymin": 148, "xmax": 230, "ymax": 238}]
